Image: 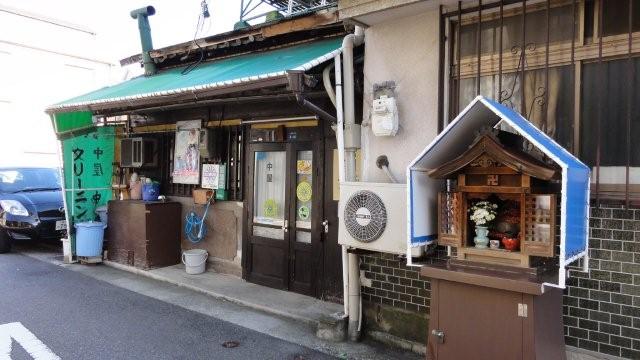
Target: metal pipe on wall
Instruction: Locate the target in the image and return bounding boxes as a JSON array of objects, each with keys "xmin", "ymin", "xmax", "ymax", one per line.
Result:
[
  {"xmin": 342, "ymin": 25, "xmax": 364, "ymax": 342},
  {"xmin": 334, "ymin": 54, "xmax": 349, "ymax": 318},
  {"xmin": 323, "ymin": 63, "xmax": 337, "ymax": 108}
]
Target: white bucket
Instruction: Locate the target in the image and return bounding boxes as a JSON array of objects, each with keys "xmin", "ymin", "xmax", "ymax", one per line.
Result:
[{"xmin": 182, "ymin": 249, "xmax": 208, "ymax": 275}]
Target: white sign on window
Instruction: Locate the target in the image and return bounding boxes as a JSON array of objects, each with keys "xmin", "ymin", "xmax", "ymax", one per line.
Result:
[{"xmin": 201, "ymin": 164, "xmax": 220, "ymax": 189}]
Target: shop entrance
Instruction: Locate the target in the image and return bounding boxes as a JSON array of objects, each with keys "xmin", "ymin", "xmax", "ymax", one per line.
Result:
[{"xmin": 244, "ymin": 140, "xmax": 322, "ymax": 296}]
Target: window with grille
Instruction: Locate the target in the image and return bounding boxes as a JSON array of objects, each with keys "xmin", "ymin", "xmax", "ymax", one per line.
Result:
[
  {"xmin": 442, "ymin": 0, "xmax": 640, "ymax": 205},
  {"xmin": 160, "ymin": 126, "xmax": 244, "ymax": 201}
]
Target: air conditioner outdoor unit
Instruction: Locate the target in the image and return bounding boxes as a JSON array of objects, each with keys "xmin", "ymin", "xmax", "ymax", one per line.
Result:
[
  {"xmin": 120, "ymin": 137, "xmax": 157, "ymax": 168},
  {"xmin": 338, "ymin": 182, "xmax": 407, "ymax": 255}
]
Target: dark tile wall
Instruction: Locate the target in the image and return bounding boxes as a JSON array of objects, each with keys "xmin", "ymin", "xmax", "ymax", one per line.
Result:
[
  {"xmin": 563, "ymin": 206, "xmax": 640, "ymax": 359},
  {"xmin": 360, "ymin": 252, "xmax": 431, "ymax": 313},
  {"xmin": 360, "ymin": 205, "xmax": 640, "ymax": 358}
]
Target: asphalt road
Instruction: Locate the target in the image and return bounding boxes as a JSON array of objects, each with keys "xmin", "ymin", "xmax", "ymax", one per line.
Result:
[{"xmin": 0, "ymin": 252, "xmax": 335, "ymax": 360}]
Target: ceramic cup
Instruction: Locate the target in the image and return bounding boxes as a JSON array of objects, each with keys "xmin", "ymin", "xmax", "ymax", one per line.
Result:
[{"xmin": 489, "ymin": 239, "xmax": 500, "ymax": 249}]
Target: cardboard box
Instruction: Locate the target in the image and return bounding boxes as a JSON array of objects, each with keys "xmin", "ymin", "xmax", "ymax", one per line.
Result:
[{"xmin": 193, "ymin": 188, "xmax": 214, "ymax": 205}]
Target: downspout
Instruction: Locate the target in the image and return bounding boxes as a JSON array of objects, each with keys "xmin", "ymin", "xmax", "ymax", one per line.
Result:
[
  {"xmin": 130, "ymin": 6, "xmax": 157, "ymax": 76},
  {"xmin": 334, "ymin": 54, "xmax": 348, "ymax": 318},
  {"xmin": 343, "ymin": 26, "xmax": 364, "ymax": 342},
  {"xmin": 323, "ymin": 63, "xmax": 337, "ymax": 108}
]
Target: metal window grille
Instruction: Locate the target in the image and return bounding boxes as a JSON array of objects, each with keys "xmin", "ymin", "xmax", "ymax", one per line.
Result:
[
  {"xmin": 441, "ymin": 0, "xmax": 640, "ymax": 207},
  {"xmin": 162, "ymin": 126, "xmax": 244, "ymax": 200}
]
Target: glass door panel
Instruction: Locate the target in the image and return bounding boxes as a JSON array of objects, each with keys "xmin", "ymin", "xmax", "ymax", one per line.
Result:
[
  {"xmin": 295, "ymin": 150, "xmax": 312, "ymax": 243},
  {"xmin": 253, "ymin": 151, "xmax": 286, "ymax": 240}
]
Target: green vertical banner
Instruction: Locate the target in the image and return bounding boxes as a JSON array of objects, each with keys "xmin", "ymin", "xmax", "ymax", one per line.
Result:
[{"xmin": 62, "ymin": 126, "xmax": 115, "ymax": 253}]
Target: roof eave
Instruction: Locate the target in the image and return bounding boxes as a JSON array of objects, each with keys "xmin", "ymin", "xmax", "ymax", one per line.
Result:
[{"xmin": 46, "ymin": 75, "xmax": 289, "ymax": 115}]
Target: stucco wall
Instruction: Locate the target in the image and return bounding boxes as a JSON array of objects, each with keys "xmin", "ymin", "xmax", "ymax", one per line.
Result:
[
  {"xmin": 169, "ymin": 197, "xmax": 243, "ymax": 277},
  {"xmin": 360, "ymin": 9, "xmax": 440, "ymax": 183}
]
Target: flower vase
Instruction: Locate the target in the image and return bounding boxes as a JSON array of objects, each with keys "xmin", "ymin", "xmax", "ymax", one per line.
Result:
[{"xmin": 474, "ymin": 226, "xmax": 490, "ymax": 248}]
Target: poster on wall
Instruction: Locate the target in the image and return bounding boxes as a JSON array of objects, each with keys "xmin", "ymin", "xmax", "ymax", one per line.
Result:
[
  {"xmin": 173, "ymin": 120, "xmax": 201, "ymax": 184},
  {"xmin": 201, "ymin": 164, "xmax": 219, "ymax": 189}
]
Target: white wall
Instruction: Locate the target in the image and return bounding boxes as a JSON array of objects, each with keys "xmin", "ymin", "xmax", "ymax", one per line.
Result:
[
  {"xmin": 360, "ymin": 9, "xmax": 440, "ymax": 183},
  {"xmin": 0, "ymin": 6, "xmax": 117, "ymax": 167}
]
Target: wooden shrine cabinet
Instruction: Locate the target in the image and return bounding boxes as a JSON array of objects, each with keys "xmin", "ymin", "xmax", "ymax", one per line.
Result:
[
  {"xmin": 422, "ymin": 131, "xmax": 566, "ymax": 360},
  {"xmin": 422, "ymin": 265, "xmax": 565, "ymax": 360},
  {"xmin": 430, "ymin": 133, "xmax": 558, "ymax": 268}
]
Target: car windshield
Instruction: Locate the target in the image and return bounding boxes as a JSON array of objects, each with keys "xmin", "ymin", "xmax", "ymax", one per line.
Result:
[{"xmin": 0, "ymin": 168, "xmax": 61, "ymax": 193}]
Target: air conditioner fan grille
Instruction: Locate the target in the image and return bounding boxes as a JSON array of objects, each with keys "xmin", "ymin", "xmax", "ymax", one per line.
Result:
[{"xmin": 344, "ymin": 190, "xmax": 387, "ymax": 243}]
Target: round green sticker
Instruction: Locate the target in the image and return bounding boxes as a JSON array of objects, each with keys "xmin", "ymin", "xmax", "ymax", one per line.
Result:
[
  {"xmin": 296, "ymin": 181, "xmax": 312, "ymax": 202},
  {"xmin": 298, "ymin": 206, "xmax": 310, "ymax": 220},
  {"xmin": 263, "ymin": 199, "xmax": 278, "ymax": 218}
]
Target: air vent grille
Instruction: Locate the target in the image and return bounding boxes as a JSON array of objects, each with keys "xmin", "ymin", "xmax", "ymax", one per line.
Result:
[{"xmin": 343, "ymin": 190, "xmax": 387, "ymax": 243}]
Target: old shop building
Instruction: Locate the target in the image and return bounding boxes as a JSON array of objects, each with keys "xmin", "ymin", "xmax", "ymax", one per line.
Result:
[
  {"xmin": 48, "ymin": 7, "xmax": 358, "ymax": 303},
  {"xmin": 338, "ymin": 0, "xmax": 640, "ymax": 358}
]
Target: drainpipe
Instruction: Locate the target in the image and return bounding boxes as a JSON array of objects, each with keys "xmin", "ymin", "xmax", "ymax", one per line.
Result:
[
  {"xmin": 334, "ymin": 54, "xmax": 349, "ymax": 320},
  {"xmin": 323, "ymin": 63, "xmax": 336, "ymax": 108},
  {"xmin": 343, "ymin": 26, "xmax": 364, "ymax": 342},
  {"xmin": 130, "ymin": 6, "xmax": 157, "ymax": 76}
]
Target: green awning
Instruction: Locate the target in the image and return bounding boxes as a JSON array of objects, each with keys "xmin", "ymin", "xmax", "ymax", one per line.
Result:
[{"xmin": 47, "ymin": 37, "xmax": 342, "ymax": 113}]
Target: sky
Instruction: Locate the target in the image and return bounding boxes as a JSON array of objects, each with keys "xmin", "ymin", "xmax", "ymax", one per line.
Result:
[
  {"xmin": 0, "ymin": 0, "xmax": 275, "ymax": 167},
  {"xmin": 1, "ymin": 0, "xmax": 275, "ymax": 62}
]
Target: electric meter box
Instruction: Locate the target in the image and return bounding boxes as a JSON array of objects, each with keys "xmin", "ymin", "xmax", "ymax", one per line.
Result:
[{"xmin": 371, "ymin": 95, "xmax": 399, "ymax": 136}]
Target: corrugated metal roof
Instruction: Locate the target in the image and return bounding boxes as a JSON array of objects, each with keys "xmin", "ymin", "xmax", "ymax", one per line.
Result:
[{"xmin": 47, "ymin": 37, "xmax": 342, "ymax": 113}]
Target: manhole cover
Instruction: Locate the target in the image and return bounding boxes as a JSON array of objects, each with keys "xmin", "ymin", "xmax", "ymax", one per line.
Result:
[{"xmin": 222, "ymin": 341, "xmax": 239, "ymax": 348}]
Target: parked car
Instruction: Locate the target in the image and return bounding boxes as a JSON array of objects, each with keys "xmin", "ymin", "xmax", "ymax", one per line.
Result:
[{"xmin": 0, "ymin": 167, "xmax": 66, "ymax": 253}]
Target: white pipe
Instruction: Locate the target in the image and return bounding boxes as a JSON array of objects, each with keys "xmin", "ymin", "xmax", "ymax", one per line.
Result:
[
  {"xmin": 343, "ymin": 26, "xmax": 364, "ymax": 342},
  {"xmin": 348, "ymin": 252, "xmax": 361, "ymax": 341},
  {"xmin": 323, "ymin": 63, "xmax": 336, "ymax": 108},
  {"xmin": 335, "ymin": 54, "xmax": 349, "ymax": 317}
]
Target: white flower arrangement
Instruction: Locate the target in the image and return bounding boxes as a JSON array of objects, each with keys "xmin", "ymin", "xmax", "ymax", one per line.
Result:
[{"xmin": 469, "ymin": 201, "xmax": 498, "ymax": 226}]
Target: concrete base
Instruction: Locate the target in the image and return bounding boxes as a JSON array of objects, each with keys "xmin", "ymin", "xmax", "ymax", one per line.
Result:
[
  {"xmin": 367, "ymin": 331, "xmax": 426, "ymax": 356},
  {"xmin": 362, "ymin": 301, "xmax": 428, "ymax": 344},
  {"xmin": 316, "ymin": 312, "xmax": 347, "ymax": 342}
]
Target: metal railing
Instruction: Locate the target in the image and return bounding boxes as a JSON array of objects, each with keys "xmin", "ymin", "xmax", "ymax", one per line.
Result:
[
  {"xmin": 240, "ymin": 0, "xmax": 336, "ymax": 22},
  {"xmin": 442, "ymin": 0, "xmax": 639, "ymax": 207}
]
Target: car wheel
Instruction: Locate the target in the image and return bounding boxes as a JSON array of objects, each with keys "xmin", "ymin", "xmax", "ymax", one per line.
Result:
[{"xmin": 0, "ymin": 230, "xmax": 11, "ymax": 253}]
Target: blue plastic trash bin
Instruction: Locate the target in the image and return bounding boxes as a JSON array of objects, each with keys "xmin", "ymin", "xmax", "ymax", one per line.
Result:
[{"xmin": 75, "ymin": 221, "xmax": 105, "ymax": 257}]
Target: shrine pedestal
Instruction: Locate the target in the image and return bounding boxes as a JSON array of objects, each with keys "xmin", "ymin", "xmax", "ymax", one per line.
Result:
[{"xmin": 421, "ymin": 263, "xmax": 566, "ymax": 360}]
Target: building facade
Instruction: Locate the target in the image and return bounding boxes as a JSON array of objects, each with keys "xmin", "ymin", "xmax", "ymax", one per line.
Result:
[
  {"xmin": 48, "ymin": 7, "xmax": 357, "ymax": 303},
  {"xmin": 339, "ymin": 0, "xmax": 640, "ymax": 357}
]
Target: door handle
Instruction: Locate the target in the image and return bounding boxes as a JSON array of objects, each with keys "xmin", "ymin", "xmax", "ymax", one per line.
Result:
[
  {"xmin": 283, "ymin": 219, "xmax": 289, "ymax": 233},
  {"xmin": 322, "ymin": 220, "xmax": 329, "ymax": 234},
  {"xmin": 431, "ymin": 329, "xmax": 445, "ymax": 344}
]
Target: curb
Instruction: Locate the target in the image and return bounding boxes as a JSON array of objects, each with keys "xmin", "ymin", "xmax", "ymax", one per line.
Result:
[
  {"xmin": 103, "ymin": 260, "xmax": 319, "ymax": 328},
  {"xmin": 367, "ymin": 331, "xmax": 426, "ymax": 356}
]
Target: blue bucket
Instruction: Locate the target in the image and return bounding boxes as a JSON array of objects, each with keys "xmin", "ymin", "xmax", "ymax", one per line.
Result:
[
  {"xmin": 75, "ymin": 221, "xmax": 105, "ymax": 257},
  {"xmin": 142, "ymin": 183, "xmax": 160, "ymax": 201}
]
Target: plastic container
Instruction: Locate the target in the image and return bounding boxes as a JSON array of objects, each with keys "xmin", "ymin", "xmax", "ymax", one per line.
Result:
[
  {"xmin": 142, "ymin": 182, "xmax": 160, "ymax": 201},
  {"xmin": 95, "ymin": 205, "xmax": 108, "ymax": 226},
  {"xmin": 130, "ymin": 181, "xmax": 142, "ymax": 200},
  {"xmin": 181, "ymin": 249, "xmax": 208, "ymax": 274},
  {"xmin": 75, "ymin": 221, "xmax": 106, "ymax": 257}
]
